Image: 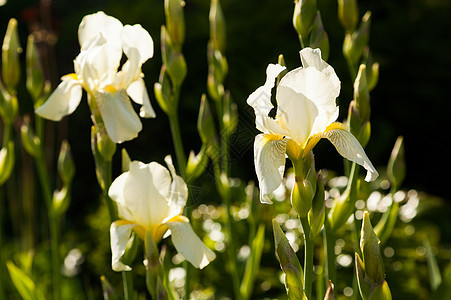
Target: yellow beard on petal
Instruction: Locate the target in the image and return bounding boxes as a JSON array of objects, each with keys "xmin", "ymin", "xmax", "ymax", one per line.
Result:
[{"xmin": 303, "ymin": 122, "xmax": 345, "ymax": 158}]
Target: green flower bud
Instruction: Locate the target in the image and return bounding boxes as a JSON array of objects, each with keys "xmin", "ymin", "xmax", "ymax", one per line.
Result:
[
  {"xmin": 209, "ymin": 0, "xmax": 226, "ymax": 52},
  {"xmin": 20, "ymin": 116, "xmax": 41, "ymax": 157},
  {"xmin": 222, "ymin": 91, "xmax": 237, "ymax": 136},
  {"xmin": 360, "ymin": 211, "xmax": 385, "ymax": 283},
  {"xmin": 369, "ymin": 280, "xmax": 392, "ymax": 300},
  {"xmin": 355, "ymin": 253, "xmax": 371, "ymax": 300},
  {"xmin": 100, "ymin": 275, "xmax": 119, "ymax": 300},
  {"xmin": 0, "ymin": 141, "xmax": 15, "ymax": 185},
  {"xmin": 343, "ymin": 12, "xmax": 371, "ymax": 68},
  {"xmin": 292, "ymin": 0, "xmax": 317, "ymax": 45},
  {"xmin": 0, "ymin": 87, "xmax": 18, "ymax": 125},
  {"xmin": 121, "ymin": 148, "xmax": 131, "ymax": 172},
  {"xmin": 186, "ymin": 147, "xmax": 208, "ymax": 182},
  {"xmin": 26, "ymin": 34, "xmax": 45, "ymax": 103},
  {"xmin": 197, "ymin": 94, "xmax": 216, "ymax": 144},
  {"xmin": 2, "ymin": 18, "xmax": 22, "ymax": 93},
  {"xmin": 277, "ymin": 54, "xmax": 288, "ymax": 84},
  {"xmin": 308, "ymin": 172, "xmax": 325, "ymax": 238},
  {"xmin": 309, "ymin": 12, "xmax": 329, "ymax": 61},
  {"xmin": 362, "ymin": 47, "xmax": 379, "ymax": 91},
  {"xmin": 207, "ymin": 42, "xmax": 227, "ymax": 101},
  {"xmin": 338, "ymin": 0, "xmax": 359, "ymax": 32},
  {"xmin": 165, "ymin": 0, "xmax": 185, "ymax": 50},
  {"xmin": 92, "ymin": 125, "xmax": 116, "ymax": 162},
  {"xmin": 154, "ymin": 66, "xmax": 173, "ymax": 116},
  {"xmin": 161, "ymin": 26, "xmax": 187, "ymax": 87},
  {"xmin": 291, "ymin": 179, "xmax": 314, "ymax": 218},
  {"xmin": 53, "ymin": 186, "xmax": 70, "ymax": 217},
  {"xmin": 354, "ymin": 64, "xmax": 370, "ymax": 121},
  {"xmin": 387, "ymin": 136, "xmax": 405, "ymax": 190},
  {"xmin": 57, "ymin": 140, "xmax": 75, "ymax": 185}
]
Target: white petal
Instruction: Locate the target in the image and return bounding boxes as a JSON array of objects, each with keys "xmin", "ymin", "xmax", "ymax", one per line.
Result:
[
  {"xmin": 164, "ymin": 155, "xmax": 188, "ymax": 217},
  {"xmin": 254, "ymin": 134, "xmax": 288, "ymax": 204},
  {"xmin": 108, "ymin": 172, "xmax": 135, "ymax": 221},
  {"xmin": 121, "ymin": 24, "xmax": 154, "ymax": 65},
  {"xmin": 94, "ymin": 89, "xmax": 142, "ymax": 143},
  {"xmin": 78, "ymin": 11, "xmax": 123, "ymax": 51},
  {"xmin": 110, "ymin": 221, "xmax": 136, "ymax": 271},
  {"xmin": 127, "ymin": 78, "xmax": 156, "ymax": 118},
  {"xmin": 247, "ymin": 64, "xmax": 288, "ymax": 136},
  {"xmin": 322, "ymin": 127, "xmax": 379, "ymax": 181},
  {"xmin": 278, "ymin": 66, "xmax": 339, "ymax": 138},
  {"xmin": 300, "ymin": 48, "xmax": 340, "ymax": 92},
  {"xmin": 35, "ymin": 76, "xmax": 82, "ymax": 121},
  {"xmin": 165, "ymin": 219, "xmax": 216, "ymax": 269},
  {"xmin": 121, "ymin": 161, "xmax": 171, "ymax": 227},
  {"xmin": 276, "ymin": 85, "xmax": 319, "ymax": 146}
]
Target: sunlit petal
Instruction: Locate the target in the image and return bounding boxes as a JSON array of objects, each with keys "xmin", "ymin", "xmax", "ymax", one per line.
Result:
[
  {"xmin": 254, "ymin": 134, "xmax": 288, "ymax": 204},
  {"xmin": 321, "ymin": 124, "xmax": 378, "ymax": 181},
  {"xmin": 78, "ymin": 11, "xmax": 123, "ymax": 51},
  {"xmin": 110, "ymin": 220, "xmax": 137, "ymax": 271},
  {"xmin": 127, "ymin": 78, "xmax": 156, "ymax": 118},
  {"xmin": 95, "ymin": 89, "xmax": 142, "ymax": 143},
  {"xmin": 121, "ymin": 24, "xmax": 154, "ymax": 65},
  {"xmin": 164, "ymin": 155, "xmax": 187, "ymax": 217},
  {"xmin": 165, "ymin": 218, "xmax": 216, "ymax": 269},
  {"xmin": 35, "ymin": 75, "xmax": 82, "ymax": 121}
]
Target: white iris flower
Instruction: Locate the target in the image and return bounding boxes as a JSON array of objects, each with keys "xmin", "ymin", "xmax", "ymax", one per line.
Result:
[
  {"xmin": 109, "ymin": 156, "xmax": 216, "ymax": 271},
  {"xmin": 36, "ymin": 11, "xmax": 155, "ymax": 143},
  {"xmin": 247, "ymin": 48, "xmax": 378, "ymax": 204}
]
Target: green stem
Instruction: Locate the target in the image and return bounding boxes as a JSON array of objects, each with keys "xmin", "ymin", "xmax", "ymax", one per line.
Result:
[
  {"xmin": 323, "ymin": 216, "xmax": 336, "ymax": 289},
  {"xmin": 168, "ymin": 112, "xmax": 187, "ymax": 177},
  {"xmin": 35, "ymin": 154, "xmax": 60, "ymax": 300},
  {"xmin": 300, "ymin": 216, "xmax": 314, "ymax": 299},
  {"xmin": 101, "ymin": 158, "xmax": 117, "ymax": 222},
  {"xmin": 122, "ymin": 271, "xmax": 134, "ymax": 300}
]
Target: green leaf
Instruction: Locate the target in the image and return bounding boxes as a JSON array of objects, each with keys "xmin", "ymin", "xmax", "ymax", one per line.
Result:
[
  {"xmin": 240, "ymin": 224, "xmax": 265, "ymax": 300},
  {"xmin": 424, "ymin": 238, "xmax": 442, "ymax": 291},
  {"xmin": 432, "ymin": 261, "xmax": 451, "ymax": 299},
  {"xmin": 272, "ymin": 219, "xmax": 305, "ymax": 300},
  {"xmin": 6, "ymin": 261, "xmax": 41, "ymax": 300}
]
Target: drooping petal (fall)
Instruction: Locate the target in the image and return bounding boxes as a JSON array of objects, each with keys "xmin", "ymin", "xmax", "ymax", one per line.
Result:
[
  {"xmin": 254, "ymin": 134, "xmax": 288, "ymax": 204},
  {"xmin": 320, "ymin": 124, "xmax": 378, "ymax": 181},
  {"xmin": 127, "ymin": 78, "xmax": 156, "ymax": 118},
  {"xmin": 165, "ymin": 217, "xmax": 216, "ymax": 269},
  {"xmin": 35, "ymin": 75, "xmax": 82, "ymax": 121},
  {"xmin": 110, "ymin": 220, "xmax": 137, "ymax": 271},
  {"xmin": 94, "ymin": 89, "xmax": 142, "ymax": 143}
]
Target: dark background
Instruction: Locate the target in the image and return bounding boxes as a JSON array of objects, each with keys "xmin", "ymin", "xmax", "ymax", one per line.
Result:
[{"xmin": 1, "ymin": 0, "xmax": 450, "ymax": 205}]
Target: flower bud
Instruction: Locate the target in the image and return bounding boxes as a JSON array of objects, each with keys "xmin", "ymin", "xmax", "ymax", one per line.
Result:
[
  {"xmin": 368, "ymin": 281, "xmax": 392, "ymax": 300},
  {"xmin": 0, "ymin": 141, "xmax": 15, "ymax": 185},
  {"xmin": 154, "ymin": 66, "xmax": 173, "ymax": 116},
  {"xmin": 387, "ymin": 136, "xmax": 405, "ymax": 190},
  {"xmin": 186, "ymin": 147, "xmax": 208, "ymax": 182},
  {"xmin": 291, "ymin": 178, "xmax": 314, "ymax": 218},
  {"xmin": 222, "ymin": 91, "xmax": 237, "ymax": 136},
  {"xmin": 165, "ymin": 0, "xmax": 185, "ymax": 50},
  {"xmin": 161, "ymin": 26, "xmax": 187, "ymax": 87},
  {"xmin": 362, "ymin": 47, "xmax": 379, "ymax": 91},
  {"xmin": 100, "ymin": 275, "xmax": 118, "ymax": 299},
  {"xmin": 209, "ymin": 0, "xmax": 226, "ymax": 52},
  {"xmin": 207, "ymin": 42, "xmax": 227, "ymax": 101},
  {"xmin": 20, "ymin": 116, "xmax": 41, "ymax": 157},
  {"xmin": 0, "ymin": 87, "xmax": 18, "ymax": 125},
  {"xmin": 91, "ymin": 125, "xmax": 116, "ymax": 162},
  {"xmin": 338, "ymin": 0, "xmax": 359, "ymax": 32},
  {"xmin": 53, "ymin": 186, "xmax": 70, "ymax": 217},
  {"xmin": 292, "ymin": 0, "xmax": 317, "ymax": 45},
  {"xmin": 360, "ymin": 211, "xmax": 385, "ymax": 283},
  {"xmin": 355, "ymin": 253, "xmax": 371, "ymax": 300},
  {"xmin": 309, "ymin": 12, "xmax": 329, "ymax": 61},
  {"xmin": 343, "ymin": 11, "xmax": 371, "ymax": 68},
  {"xmin": 277, "ymin": 54, "xmax": 288, "ymax": 84},
  {"xmin": 26, "ymin": 34, "xmax": 44, "ymax": 103},
  {"xmin": 197, "ymin": 94, "xmax": 216, "ymax": 144},
  {"xmin": 2, "ymin": 18, "xmax": 22, "ymax": 92},
  {"xmin": 57, "ymin": 140, "xmax": 75, "ymax": 185},
  {"xmin": 354, "ymin": 64, "xmax": 370, "ymax": 121},
  {"xmin": 308, "ymin": 172, "xmax": 325, "ymax": 238},
  {"xmin": 324, "ymin": 280, "xmax": 335, "ymax": 300},
  {"xmin": 121, "ymin": 148, "xmax": 131, "ymax": 172}
]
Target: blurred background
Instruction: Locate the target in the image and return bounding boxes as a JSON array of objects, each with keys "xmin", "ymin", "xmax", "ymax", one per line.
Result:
[{"xmin": 1, "ymin": 0, "xmax": 450, "ymax": 298}]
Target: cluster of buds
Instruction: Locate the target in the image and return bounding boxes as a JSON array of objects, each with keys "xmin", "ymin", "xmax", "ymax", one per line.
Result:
[{"xmin": 292, "ymin": 0, "xmax": 329, "ymax": 59}]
